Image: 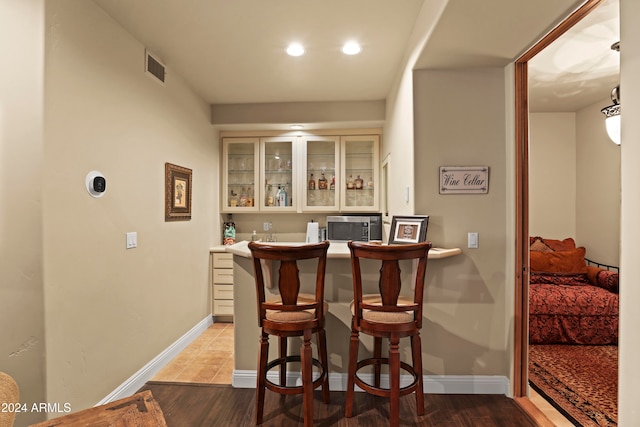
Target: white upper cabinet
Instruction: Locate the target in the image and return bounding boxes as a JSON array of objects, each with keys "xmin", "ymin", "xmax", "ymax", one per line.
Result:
[
  {"xmin": 222, "ymin": 138, "xmax": 260, "ymax": 213},
  {"xmin": 260, "ymin": 137, "xmax": 298, "ymax": 212},
  {"xmin": 221, "ymin": 132, "xmax": 380, "ymax": 213},
  {"xmin": 301, "ymin": 136, "xmax": 340, "ymax": 212},
  {"xmin": 340, "ymin": 135, "xmax": 379, "ymax": 212}
]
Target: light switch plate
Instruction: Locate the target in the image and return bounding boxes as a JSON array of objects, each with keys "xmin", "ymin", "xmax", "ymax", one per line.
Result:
[
  {"xmin": 126, "ymin": 232, "xmax": 137, "ymax": 249},
  {"xmin": 468, "ymin": 232, "xmax": 478, "ymax": 249}
]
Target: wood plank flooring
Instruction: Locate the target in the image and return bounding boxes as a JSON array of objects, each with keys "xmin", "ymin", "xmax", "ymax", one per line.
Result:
[
  {"xmin": 145, "ymin": 322, "xmax": 562, "ymax": 425},
  {"xmin": 139, "ymin": 382, "xmax": 538, "ymax": 426}
]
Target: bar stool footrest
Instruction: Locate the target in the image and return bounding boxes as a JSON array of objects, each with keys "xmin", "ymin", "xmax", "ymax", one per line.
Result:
[
  {"xmin": 353, "ymin": 357, "xmax": 420, "ymax": 397},
  {"xmin": 265, "ymin": 355, "xmax": 327, "ymax": 395}
]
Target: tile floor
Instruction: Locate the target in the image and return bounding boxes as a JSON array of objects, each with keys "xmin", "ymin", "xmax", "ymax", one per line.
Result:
[{"xmin": 152, "ymin": 322, "xmax": 234, "ymax": 384}]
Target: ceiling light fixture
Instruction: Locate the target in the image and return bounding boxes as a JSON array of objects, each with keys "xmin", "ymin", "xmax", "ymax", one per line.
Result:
[
  {"xmin": 601, "ymin": 41, "xmax": 621, "ymax": 145},
  {"xmin": 286, "ymin": 43, "xmax": 305, "ymax": 57},
  {"xmin": 290, "ymin": 124, "xmax": 304, "ymax": 130},
  {"xmin": 342, "ymin": 41, "xmax": 362, "ymax": 55}
]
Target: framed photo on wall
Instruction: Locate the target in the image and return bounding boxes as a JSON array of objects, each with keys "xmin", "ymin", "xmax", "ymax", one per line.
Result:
[
  {"xmin": 389, "ymin": 215, "xmax": 429, "ymax": 244},
  {"xmin": 165, "ymin": 162, "xmax": 192, "ymax": 221}
]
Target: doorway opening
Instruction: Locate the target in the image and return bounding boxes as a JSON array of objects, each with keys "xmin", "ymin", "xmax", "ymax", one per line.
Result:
[{"xmin": 513, "ymin": 0, "xmax": 611, "ymax": 398}]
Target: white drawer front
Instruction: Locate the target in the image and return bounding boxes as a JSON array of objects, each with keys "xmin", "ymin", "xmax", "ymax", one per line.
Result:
[
  {"xmin": 213, "ymin": 284, "xmax": 234, "ymax": 300},
  {"xmin": 213, "ymin": 253, "xmax": 233, "ymax": 268},
  {"xmin": 213, "ymin": 269, "xmax": 234, "ymax": 284},
  {"xmin": 213, "ymin": 300, "xmax": 234, "ymax": 315}
]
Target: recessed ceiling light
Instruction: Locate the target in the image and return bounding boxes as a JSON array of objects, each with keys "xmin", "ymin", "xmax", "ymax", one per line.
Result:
[
  {"xmin": 286, "ymin": 43, "xmax": 305, "ymax": 57},
  {"xmin": 342, "ymin": 41, "xmax": 362, "ymax": 55},
  {"xmin": 290, "ymin": 124, "xmax": 304, "ymax": 130}
]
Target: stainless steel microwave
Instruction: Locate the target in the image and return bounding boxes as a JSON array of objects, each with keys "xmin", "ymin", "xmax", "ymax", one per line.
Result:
[{"xmin": 326, "ymin": 214, "xmax": 382, "ymax": 242}]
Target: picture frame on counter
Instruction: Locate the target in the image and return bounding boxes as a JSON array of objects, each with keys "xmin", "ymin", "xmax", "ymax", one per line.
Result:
[
  {"xmin": 165, "ymin": 162, "xmax": 192, "ymax": 221},
  {"xmin": 389, "ymin": 215, "xmax": 429, "ymax": 244}
]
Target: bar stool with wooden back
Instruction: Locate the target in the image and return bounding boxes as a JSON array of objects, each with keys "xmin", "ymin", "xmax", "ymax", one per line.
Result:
[
  {"xmin": 248, "ymin": 241, "xmax": 331, "ymax": 427},
  {"xmin": 345, "ymin": 240, "xmax": 432, "ymax": 427}
]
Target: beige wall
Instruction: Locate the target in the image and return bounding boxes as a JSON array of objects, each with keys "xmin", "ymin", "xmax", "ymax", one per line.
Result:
[
  {"xmin": 381, "ymin": 0, "xmax": 448, "ymax": 219},
  {"xmin": 0, "ymin": 0, "xmax": 46, "ymax": 425},
  {"xmin": 43, "ymin": 0, "xmax": 216, "ymax": 411},
  {"xmin": 575, "ymin": 99, "xmax": 621, "ymax": 265},
  {"xmin": 412, "ymin": 69, "xmax": 510, "ymax": 377},
  {"xmin": 529, "ymin": 113, "xmax": 577, "ymax": 239},
  {"xmin": 619, "ymin": 0, "xmax": 640, "ymax": 424},
  {"xmin": 529, "ymin": 107, "xmax": 621, "ymax": 266}
]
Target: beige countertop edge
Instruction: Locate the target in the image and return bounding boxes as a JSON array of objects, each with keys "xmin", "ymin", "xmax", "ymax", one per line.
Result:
[{"xmin": 213, "ymin": 241, "xmax": 462, "ymax": 260}]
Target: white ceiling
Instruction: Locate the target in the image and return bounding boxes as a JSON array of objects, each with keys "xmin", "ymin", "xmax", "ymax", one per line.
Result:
[
  {"xmin": 93, "ymin": 0, "xmax": 617, "ymax": 113},
  {"xmin": 528, "ymin": 0, "xmax": 620, "ymax": 112}
]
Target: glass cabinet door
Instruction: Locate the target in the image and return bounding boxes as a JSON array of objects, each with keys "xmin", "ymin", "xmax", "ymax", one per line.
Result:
[
  {"xmin": 222, "ymin": 138, "xmax": 259, "ymax": 212},
  {"xmin": 301, "ymin": 136, "xmax": 340, "ymax": 212},
  {"xmin": 260, "ymin": 137, "xmax": 297, "ymax": 212},
  {"xmin": 340, "ymin": 135, "xmax": 380, "ymax": 211}
]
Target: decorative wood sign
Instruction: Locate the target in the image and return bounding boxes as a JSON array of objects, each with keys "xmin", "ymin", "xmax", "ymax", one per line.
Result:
[{"xmin": 439, "ymin": 166, "xmax": 489, "ymax": 194}]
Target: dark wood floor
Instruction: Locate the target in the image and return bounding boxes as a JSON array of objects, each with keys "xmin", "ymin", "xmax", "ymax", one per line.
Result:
[{"xmin": 139, "ymin": 381, "xmax": 537, "ymax": 426}]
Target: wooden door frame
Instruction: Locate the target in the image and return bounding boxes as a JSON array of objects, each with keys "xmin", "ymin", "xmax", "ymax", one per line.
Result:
[{"xmin": 513, "ymin": 0, "xmax": 605, "ymax": 398}]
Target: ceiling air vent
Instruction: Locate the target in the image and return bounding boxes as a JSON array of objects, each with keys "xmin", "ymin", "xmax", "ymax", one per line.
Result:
[{"xmin": 145, "ymin": 50, "xmax": 165, "ymax": 84}]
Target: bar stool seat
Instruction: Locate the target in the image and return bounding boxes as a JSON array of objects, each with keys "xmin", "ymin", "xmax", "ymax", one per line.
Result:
[
  {"xmin": 345, "ymin": 241, "xmax": 432, "ymax": 427},
  {"xmin": 266, "ymin": 294, "xmax": 329, "ymax": 322},
  {"xmin": 248, "ymin": 241, "xmax": 331, "ymax": 427},
  {"xmin": 351, "ymin": 294, "xmax": 415, "ymax": 323}
]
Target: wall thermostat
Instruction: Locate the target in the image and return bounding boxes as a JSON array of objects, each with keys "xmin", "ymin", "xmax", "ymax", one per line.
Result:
[{"xmin": 86, "ymin": 171, "xmax": 107, "ymax": 198}]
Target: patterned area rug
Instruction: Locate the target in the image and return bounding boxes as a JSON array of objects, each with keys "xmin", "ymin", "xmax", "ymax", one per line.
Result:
[{"xmin": 529, "ymin": 345, "xmax": 618, "ymax": 426}]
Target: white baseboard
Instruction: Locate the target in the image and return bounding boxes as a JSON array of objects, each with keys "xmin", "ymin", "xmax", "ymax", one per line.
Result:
[
  {"xmin": 96, "ymin": 316, "xmax": 214, "ymax": 406},
  {"xmin": 233, "ymin": 370, "xmax": 509, "ymax": 396}
]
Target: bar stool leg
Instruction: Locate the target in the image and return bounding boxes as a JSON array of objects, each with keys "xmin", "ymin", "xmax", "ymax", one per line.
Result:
[
  {"xmin": 318, "ymin": 328, "xmax": 330, "ymax": 404},
  {"xmin": 345, "ymin": 326, "xmax": 359, "ymax": 418},
  {"xmin": 389, "ymin": 336, "xmax": 400, "ymax": 427},
  {"xmin": 373, "ymin": 337, "xmax": 382, "ymax": 388},
  {"xmin": 412, "ymin": 334, "xmax": 425, "ymax": 415},
  {"xmin": 256, "ymin": 332, "xmax": 269, "ymax": 425},
  {"xmin": 279, "ymin": 336, "xmax": 288, "ymax": 388},
  {"xmin": 301, "ymin": 329, "xmax": 313, "ymax": 427}
]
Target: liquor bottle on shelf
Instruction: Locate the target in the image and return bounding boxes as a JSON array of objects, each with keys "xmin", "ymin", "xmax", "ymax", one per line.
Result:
[
  {"xmin": 266, "ymin": 184, "xmax": 274, "ymax": 206},
  {"xmin": 318, "ymin": 171, "xmax": 328, "ymax": 190},
  {"xmin": 246, "ymin": 187, "xmax": 254, "ymax": 207},
  {"xmin": 347, "ymin": 175, "xmax": 355, "ymax": 190},
  {"xmin": 229, "ymin": 189, "xmax": 238, "ymax": 207},
  {"xmin": 355, "ymin": 175, "xmax": 364, "ymax": 190},
  {"xmin": 239, "ymin": 187, "xmax": 247, "ymax": 207},
  {"xmin": 330, "ymin": 175, "xmax": 335, "ymax": 190},
  {"xmin": 367, "ymin": 177, "xmax": 374, "ymax": 190},
  {"xmin": 308, "ymin": 173, "xmax": 316, "ymax": 190},
  {"xmin": 276, "ymin": 185, "xmax": 288, "ymax": 207}
]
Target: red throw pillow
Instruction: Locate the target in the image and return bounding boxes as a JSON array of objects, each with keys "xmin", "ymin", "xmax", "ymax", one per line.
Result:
[
  {"xmin": 530, "ymin": 247, "xmax": 587, "ymax": 274},
  {"xmin": 529, "ymin": 236, "xmax": 576, "ymax": 252}
]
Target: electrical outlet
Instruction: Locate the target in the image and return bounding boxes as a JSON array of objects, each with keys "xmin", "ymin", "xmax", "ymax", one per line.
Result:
[{"xmin": 263, "ymin": 222, "xmax": 269, "ymax": 231}]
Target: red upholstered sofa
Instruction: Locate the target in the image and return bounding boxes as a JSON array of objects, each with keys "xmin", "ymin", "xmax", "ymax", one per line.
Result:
[{"xmin": 528, "ymin": 237, "xmax": 619, "ymax": 345}]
